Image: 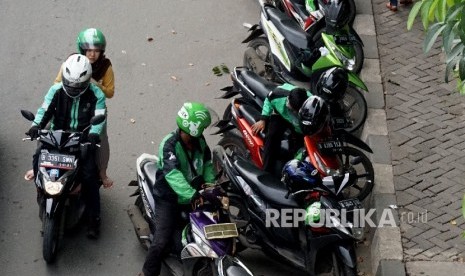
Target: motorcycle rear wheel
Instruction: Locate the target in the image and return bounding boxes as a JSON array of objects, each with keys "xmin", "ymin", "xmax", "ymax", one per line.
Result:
[
  {"xmin": 43, "ymin": 214, "xmax": 59, "ymax": 263},
  {"xmin": 243, "ymin": 37, "xmax": 277, "ymax": 82},
  {"xmin": 338, "ymin": 146, "xmax": 374, "ymax": 201},
  {"xmin": 330, "ymin": 251, "xmax": 357, "ymax": 276}
]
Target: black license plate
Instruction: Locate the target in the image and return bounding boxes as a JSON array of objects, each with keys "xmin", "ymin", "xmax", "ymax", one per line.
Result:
[
  {"xmin": 318, "ymin": 140, "xmax": 343, "ymax": 155},
  {"xmin": 338, "ymin": 198, "xmax": 363, "ymax": 211},
  {"xmin": 335, "ymin": 35, "xmax": 355, "ymax": 45},
  {"xmin": 39, "ymin": 153, "xmax": 75, "ymax": 169},
  {"xmin": 331, "ymin": 117, "xmax": 352, "ymax": 130}
]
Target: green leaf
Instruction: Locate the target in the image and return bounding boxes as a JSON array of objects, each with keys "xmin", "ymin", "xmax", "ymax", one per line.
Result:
[
  {"xmin": 445, "ymin": 58, "xmax": 456, "ymax": 82},
  {"xmin": 445, "ymin": 2, "xmax": 464, "ymax": 21},
  {"xmin": 462, "ymin": 194, "xmax": 465, "ymax": 219},
  {"xmin": 446, "ymin": 43, "xmax": 464, "ymax": 63},
  {"xmin": 436, "ymin": 0, "xmax": 447, "ymax": 22},
  {"xmin": 428, "ymin": 0, "xmax": 440, "ymax": 22},
  {"xmin": 460, "ymin": 81, "xmax": 465, "ymax": 94},
  {"xmin": 459, "ymin": 56, "xmax": 465, "ymax": 80},
  {"xmin": 407, "ymin": 2, "xmax": 424, "ymax": 30},
  {"xmin": 421, "ymin": 0, "xmax": 434, "ymax": 30},
  {"xmin": 442, "ymin": 21, "xmax": 457, "ymax": 53},
  {"xmin": 424, "ymin": 23, "xmax": 446, "ymax": 53}
]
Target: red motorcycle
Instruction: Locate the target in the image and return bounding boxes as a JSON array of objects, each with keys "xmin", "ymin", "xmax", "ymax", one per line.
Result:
[{"xmin": 214, "ymin": 91, "xmax": 374, "ymax": 201}]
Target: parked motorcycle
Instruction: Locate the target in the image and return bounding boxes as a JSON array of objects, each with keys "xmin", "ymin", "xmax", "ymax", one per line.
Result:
[
  {"xmin": 21, "ymin": 109, "xmax": 105, "ymax": 263},
  {"xmin": 219, "ymin": 66, "xmax": 366, "ymax": 134},
  {"xmin": 214, "ymin": 95, "xmax": 374, "ymax": 201},
  {"xmin": 127, "ymin": 153, "xmax": 254, "ymax": 276},
  {"xmin": 243, "ymin": 2, "xmax": 366, "ymax": 88},
  {"xmin": 213, "ymin": 145, "xmax": 364, "ymax": 276}
]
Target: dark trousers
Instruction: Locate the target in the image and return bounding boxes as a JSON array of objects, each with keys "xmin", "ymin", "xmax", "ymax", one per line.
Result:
[
  {"xmin": 33, "ymin": 146, "xmax": 100, "ymax": 218},
  {"xmin": 142, "ymin": 198, "xmax": 189, "ymax": 276},
  {"xmin": 262, "ymin": 115, "xmax": 302, "ymax": 175}
]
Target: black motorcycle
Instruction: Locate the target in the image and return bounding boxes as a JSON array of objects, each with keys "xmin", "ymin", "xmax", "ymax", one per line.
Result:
[
  {"xmin": 213, "ymin": 145, "xmax": 364, "ymax": 276},
  {"xmin": 21, "ymin": 110, "xmax": 105, "ymax": 263}
]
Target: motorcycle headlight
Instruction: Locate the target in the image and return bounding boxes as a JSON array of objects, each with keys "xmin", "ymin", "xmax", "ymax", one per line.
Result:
[
  {"xmin": 351, "ymin": 226, "xmax": 364, "ymax": 241},
  {"xmin": 44, "ymin": 181, "xmax": 64, "ymax": 196}
]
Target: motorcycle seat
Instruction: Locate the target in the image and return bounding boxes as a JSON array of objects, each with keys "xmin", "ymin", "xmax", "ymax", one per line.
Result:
[
  {"xmin": 240, "ymin": 70, "xmax": 278, "ymax": 100},
  {"xmin": 265, "ymin": 6, "xmax": 310, "ymax": 50},
  {"xmin": 238, "ymin": 103, "xmax": 261, "ymax": 126},
  {"xmin": 142, "ymin": 161, "xmax": 157, "ymax": 190},
  {"xmin": 234, "ymin": 157, "xmax": 299, "ymax": 208}
]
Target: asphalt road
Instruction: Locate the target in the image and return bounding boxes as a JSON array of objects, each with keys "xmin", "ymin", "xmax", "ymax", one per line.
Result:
[
  {"xmin": 0, "ymin": 1, "xmax": 375, "ymax": 275},
  {"xmin": 0, "ymin": 0, "xmax": 312, "ymax": 275}
]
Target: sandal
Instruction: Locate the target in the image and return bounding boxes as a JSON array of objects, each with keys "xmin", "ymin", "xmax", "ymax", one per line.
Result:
[
  {"xmin": 386, "ymin": 2, "xmax": 398, "ymax": 11},
  {"xmin": 400, "ymin": 0, "xmax": 413, "ymax": 4}
]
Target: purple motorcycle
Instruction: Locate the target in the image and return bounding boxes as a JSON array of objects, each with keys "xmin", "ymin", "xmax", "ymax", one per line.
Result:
[{"xmin": 127, "ymin": 154, "xmax": 254, "ymax": 276}]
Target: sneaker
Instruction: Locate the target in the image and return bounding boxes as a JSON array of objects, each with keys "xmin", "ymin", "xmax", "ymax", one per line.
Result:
[{"xmin": 87, "ymin": 216, "xmax": 101, "ymax": 239}]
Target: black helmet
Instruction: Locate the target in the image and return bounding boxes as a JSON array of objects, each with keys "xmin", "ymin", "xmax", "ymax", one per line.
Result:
[
  {"xmin": 316, "ymin": 67, "xmax": 348, "ymax": 103},
  {"xmin": 323, "ymin": 0, "xmax": 350, "ymax": 31},
  {"xmin": 282, "ymin": 159, "xmax": 320, "ymax": 193},
  {"xmin": 288, "ymin": 88, "xmax": 308, "ymax": 111},
  {"xmin": 298, "ymin": 96, "xmax": 329, "ymax": 135}
]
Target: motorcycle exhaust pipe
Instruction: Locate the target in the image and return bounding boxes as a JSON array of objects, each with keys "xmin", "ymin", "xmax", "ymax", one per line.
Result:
[{"xmin": 127, "ymin": 204, "xmax": 151, "ymax": 247}]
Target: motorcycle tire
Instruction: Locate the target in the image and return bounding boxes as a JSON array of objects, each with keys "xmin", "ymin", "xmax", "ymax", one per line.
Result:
[
  {"xmin": 312, "ymin": 28, "xmax": 364, "ymax": 74},
  {"xmin": 338, "ymin": 85, "xmax": 367, "ymax": 134},
  {"xmin": 338, "ymin": 146, "xmax": 374, "ymax": 201},
  {"xmin": 243, "ymin": 37, "xmax": 278, "ymax": 82},
  {"xmin": 217, "ymin": 135, "xmax": 250, "ymax": 161},
  {"xmin": 227, "ymin": 195, "xmax": 250, "ymax": 253},
  {"xmin": 331, "ymin": 250, "xmax": 357, "ymax": 276},
  {"xmin": 134, "ymin": 195, "xmax": 151, "ymax": 251},
  {"xmin": 348, "ymin": 0, "xmax": 356, "ymax": 27},
  {"xmin": 43, "ymin": 214, "xmax": 59, "ymax": 263}
]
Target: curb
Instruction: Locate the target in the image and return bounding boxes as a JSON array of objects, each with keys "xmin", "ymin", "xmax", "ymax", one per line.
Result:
[{"xmin": 354, "ymin": 0, "xmax": 406, "ymax": 275}]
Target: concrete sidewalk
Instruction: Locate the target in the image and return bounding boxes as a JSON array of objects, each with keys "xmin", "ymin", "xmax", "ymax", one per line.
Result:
[{"xmin": 354, "ymin": 0, "xmax": 465, "ymax": 275}]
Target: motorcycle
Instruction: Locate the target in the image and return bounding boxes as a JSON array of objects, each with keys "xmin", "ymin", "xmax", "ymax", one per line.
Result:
[
  {"xmin": 271, "ymin": 0, "xmax": 364, "ymax": 74},
  {"xmin": 213, "ymin": 145, "xmax": 365, "ymax": 276},
  {"xmin": 243, "ymin": 2, "xmax": 367, "ymax": 90},
  {"xmin": 21, "ymin": 109, "xmax": 105, "ymax": 263},
  {"xmin": 213, "ymin": 93, "xmax": 374, "ymax": 201},
  {"xmin": 127, "ymin": 153, "xmax": 254, "ymax": 276},
  {"xmin": 219, "ymin": 66, "xmax": 366, "ymax": 134}
]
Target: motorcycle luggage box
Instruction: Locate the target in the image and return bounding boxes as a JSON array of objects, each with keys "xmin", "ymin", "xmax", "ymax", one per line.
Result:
[{"xmin": 234, "ymin": 157, "xmax": 299, "ymax": 208}]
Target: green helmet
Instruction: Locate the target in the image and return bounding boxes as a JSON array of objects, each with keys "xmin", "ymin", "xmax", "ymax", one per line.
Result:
[
  {"xmin": 176, "ymin": 102, "xmax": 212, "ymax": 138},
  {"xmin": 77, "ymin": 28, "xmax": 106, "ymax": 54}
]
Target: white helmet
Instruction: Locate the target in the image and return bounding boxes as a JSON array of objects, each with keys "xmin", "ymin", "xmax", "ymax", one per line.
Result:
[{"xmin": 62, "ymin": 54, "xmax": 92, "ymax": 97}]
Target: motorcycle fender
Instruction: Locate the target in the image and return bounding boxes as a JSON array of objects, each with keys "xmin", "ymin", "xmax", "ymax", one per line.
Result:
[
  {"xmin": 336, "ymin": 242, "xmax": 357, "ymax": 268},
  {"xmin": 216, "ymin": 256, "xmax": 254, "ymax": 276},
  {"xmin": 336, "ymin": 130, "xmax": 373, "ymax": 153},
  {"xmin": 348, "ymin": 73, "xmax": 368, "ymax": 92},
  {"xmin": 242, "ymin": 26, "xmax": 264, "ymax": 44},
  {"xmin": 348, "ymin": 25, "xmax": 364, "ymax": 47},
  {"xmin": 45, "ymin": 198, "xmax": 56, "ymax": 219}
]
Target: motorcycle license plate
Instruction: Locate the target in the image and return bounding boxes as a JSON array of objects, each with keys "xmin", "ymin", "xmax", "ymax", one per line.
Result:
[
  {"xmin": 204, "ymin": 223, "xmax": 238, "ymax": 240},
  {"xmin": 335, "ymin": 35, "xmax": 355, "ymax": 45},
  {"xmin": 338, "ymin": 198, "xmax": 363, "ymax": 211},
  {"xmin": 318, "ymin": 140, "xmax": 343, "ymax": 155},
  {"xmin": 39, "ymin": 153, "xmax": 75, "ymax": 170},
  {"xmin": 331, "ymin": 117, "xmax": 352, "ymax": 130}
]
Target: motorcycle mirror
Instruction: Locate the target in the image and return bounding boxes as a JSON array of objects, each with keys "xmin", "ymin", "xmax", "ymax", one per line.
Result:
[
  {"xmin": 21, "ymin": 110, "xmax": 35, "ymax": 121},
  {"xmin": 90, "ymin": 114, "xmax": 106, "ymax": 126}
]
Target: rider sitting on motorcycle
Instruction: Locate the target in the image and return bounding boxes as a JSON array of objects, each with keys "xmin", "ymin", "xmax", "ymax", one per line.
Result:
[
  {"xmin": 140, "ymin": 102, "xmax": 216, "ymax": 276},
  {"xmin": 27, "ymin": 54, "xmax": 106, "ymax": 239},
  {"xmin": 251, "ymin": 86, "xmax": 309, "ymax": 176}
]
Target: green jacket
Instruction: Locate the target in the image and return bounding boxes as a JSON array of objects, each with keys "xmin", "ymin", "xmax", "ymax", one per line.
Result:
[
  {"xmin": 261, "ymin": 83, "xmax": 312, "ymax": 134},
  {"xmin": 153, "ymin": 129, "xmax": 216, "ymax": 204}
]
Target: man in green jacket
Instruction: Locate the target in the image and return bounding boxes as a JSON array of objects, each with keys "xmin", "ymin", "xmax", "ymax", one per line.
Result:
[
  {"xmin": 251, "ymin": 85, "xmax": 309, "ymax": 175},
  {"xmin": 141, "ymin": 102, "xmax": 215, "ymax": 276}
]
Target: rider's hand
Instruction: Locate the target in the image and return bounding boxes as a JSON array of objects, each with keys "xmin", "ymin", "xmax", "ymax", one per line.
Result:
[
  {"xmin": 251, "ymin": 120, "xmax": 265, "ymax": 135},
  {"xmin": 87, "ymin": 133, "xmax": 101, "ymax": 149},
  {"xmin": 190, "ymin": 191, "xmax": 204, "ymax": 209},
  {"xmin": 26, "ymin": 125, "xmax": 39, "ymax": 140}
]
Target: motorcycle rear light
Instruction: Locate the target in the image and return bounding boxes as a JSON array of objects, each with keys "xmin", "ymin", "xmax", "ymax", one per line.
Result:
[{"xmin": 309, "ymin": 226, "xmax": 330, "ymax": 234}]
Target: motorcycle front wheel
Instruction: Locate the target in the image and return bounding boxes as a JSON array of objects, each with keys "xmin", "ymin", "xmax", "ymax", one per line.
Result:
[
  {"xmin": 338, "ymin": 146, "xmax": 374, "ymax": 201},
  {"xmin": 43, "ymin": 213, "xmax": 59, "ymax": 263},
  {"xmin": 330, "ymin": 250, "xmax": 357, "ymax": 276},
  {"xmin": 338, "ymin": 85, "xmax": 367, "ymax": 134}
]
